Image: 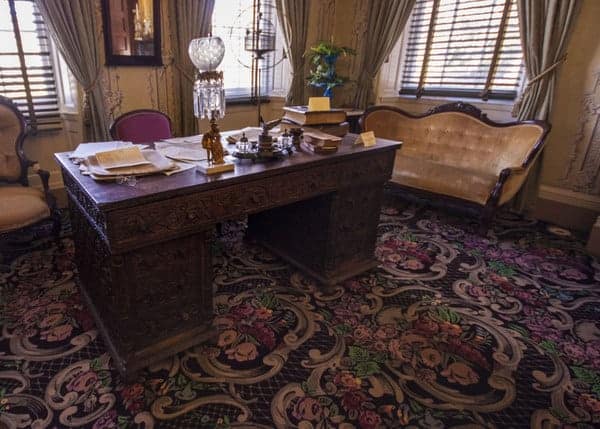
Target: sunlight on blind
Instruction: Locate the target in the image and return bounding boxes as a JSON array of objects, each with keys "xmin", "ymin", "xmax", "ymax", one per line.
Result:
[
  {"xmin": 212, "ymin": 0, "xmax": 274, "ymax": 99},
  {"xmin": 0, "ymin": 0, "xmax": 61, "ymax": 130},
  {"xmin": 401, "ymin": 0, "xmax": 523, "ymax": 100}
]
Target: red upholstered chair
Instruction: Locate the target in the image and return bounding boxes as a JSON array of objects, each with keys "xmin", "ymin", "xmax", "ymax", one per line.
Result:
[{"xmin": 109, "ymin": 109, "xmax": 173, "ymax": 143}]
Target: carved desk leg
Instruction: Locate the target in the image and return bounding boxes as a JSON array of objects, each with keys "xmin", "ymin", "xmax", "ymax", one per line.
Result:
[
  {"xmin": 68, "ymin": 195, "xmax": 215, "ymax": 380},
  {"xmin": 248, "ymin": 182, "xmax": 384, "ymax": 287}
]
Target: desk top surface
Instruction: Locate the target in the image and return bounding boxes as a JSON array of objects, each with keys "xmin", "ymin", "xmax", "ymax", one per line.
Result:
[{"xmin": 55, "ymin": 133, "xmax": 400, "ymax": 210}]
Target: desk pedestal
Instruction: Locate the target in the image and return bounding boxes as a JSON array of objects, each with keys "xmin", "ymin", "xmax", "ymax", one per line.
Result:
[{"xmin": 248, "ymin": 183, "xmax": 383, "ymax": 286}]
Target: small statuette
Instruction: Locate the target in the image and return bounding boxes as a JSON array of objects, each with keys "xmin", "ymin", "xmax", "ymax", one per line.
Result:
[
  {"xmin": 198, "ymin": 113, "xmax": 234, "ymax": 175},
  {"xmin": 201, "ymin": 118, "xmax": 225, "ymax": 165}
]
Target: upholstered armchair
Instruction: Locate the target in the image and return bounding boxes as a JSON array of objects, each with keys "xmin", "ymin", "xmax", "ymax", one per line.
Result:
[{"xmin": 0, "ymin": 95, "xmax": 59, "ymax": 235}]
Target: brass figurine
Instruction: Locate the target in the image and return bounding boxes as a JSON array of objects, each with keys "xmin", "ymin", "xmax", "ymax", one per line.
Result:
[{"xmin": 201, "ymin": 117, "xmax": 225, "ymax": 165}]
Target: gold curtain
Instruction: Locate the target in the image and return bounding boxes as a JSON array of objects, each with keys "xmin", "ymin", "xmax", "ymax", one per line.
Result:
[
  {"xmin": 169, "ymin": 0, "xmax": 215, "ymax": 137},
  {"xmin": 353, "ymin": 0, "xmax": 416, "ymax": 109},
  {"xmin": 512, "ymin": 0, "xmax": 582, "ymax": 213},
  {"xmin": 275, "ymin": 0, "xmax": 310, "ymax": 106},
  {"xmin": 35, "ymin": 0, "xmax": 110, "ymax": 141}
]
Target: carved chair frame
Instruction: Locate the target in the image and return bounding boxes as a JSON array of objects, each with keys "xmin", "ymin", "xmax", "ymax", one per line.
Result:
[
  {"xmin": 0, "ymin": 95, "xmax": 59, "ymax": 235},
  {"xmin": 360, "ymin": 102, "xmax": 551, "ymax": 228}
]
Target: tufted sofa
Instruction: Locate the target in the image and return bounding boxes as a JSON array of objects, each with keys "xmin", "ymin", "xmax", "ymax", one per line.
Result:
[{"xmin": 361, "ymin": 102, "xmax": 550, "ymax": 222}]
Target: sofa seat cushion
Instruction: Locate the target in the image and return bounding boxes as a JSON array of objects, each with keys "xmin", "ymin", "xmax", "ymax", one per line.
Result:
[
  {"xmin": 393, "ymin": 154, "xmax": 499, "ymax": 206},
  {"xmin": 0, "ymin": 185, "xmax": 50, "ymax": 233}
]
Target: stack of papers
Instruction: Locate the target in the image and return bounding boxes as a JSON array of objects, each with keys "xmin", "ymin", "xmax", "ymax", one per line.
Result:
[
  {"xmin": 79, "ymin": 146, "xmax": 181, "ymax": 181},
  {"xmin": 69, "ymin": 141, "xmax": 139, "ymax": 163},
  {"xmin": 71, "ymin": 141, "xmax": 202, "ymax": 181}
]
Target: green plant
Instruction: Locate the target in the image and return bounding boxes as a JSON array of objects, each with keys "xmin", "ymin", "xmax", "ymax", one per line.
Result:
[
  {"xmin": 306, "ymin": 40, "xmax": 356, "ymax": 97},
  {"xmin": 307, "ymin": 41, "xmax": 356, "ymax": 61}
]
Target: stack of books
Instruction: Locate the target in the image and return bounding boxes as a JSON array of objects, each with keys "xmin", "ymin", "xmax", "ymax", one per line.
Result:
[
  {"xmin": 281, "ymin": 105, "xmax": 349, "ymax": 137},
  {"xmin": 301, "ymin": 129, "xmax": 343, "ymax": 154}
]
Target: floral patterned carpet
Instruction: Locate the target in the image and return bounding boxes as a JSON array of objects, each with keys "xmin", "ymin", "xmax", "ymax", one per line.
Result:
[{"xmin": 1, "ymin": 193, "xmax": 600, "ymax": 429}]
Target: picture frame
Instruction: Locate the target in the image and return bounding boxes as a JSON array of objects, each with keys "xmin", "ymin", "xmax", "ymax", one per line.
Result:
[{"xmin": 101, "ymin": 0, "xmax": 162, "ymax": 66}]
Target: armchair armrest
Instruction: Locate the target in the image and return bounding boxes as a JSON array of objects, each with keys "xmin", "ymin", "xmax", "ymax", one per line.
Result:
[{"xmin": 32, "ymin": 162, "xmax": 56, "ymax": 210}]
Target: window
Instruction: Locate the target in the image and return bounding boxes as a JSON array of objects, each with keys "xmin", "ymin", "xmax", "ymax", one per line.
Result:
[
  {"xmin": 400, "ymin": 0, "xmax": 523, "ymax": 100},
  {"xmin": 212, "ymin": 0, "xmax": 276, "ymax": 100},
  {"xmin": 52, "ymin": 46, "xmax": 77, "ymax": 113},
  {"xmin": 0, "ymin": 0, "xmax": 61, "ymax": 131}
]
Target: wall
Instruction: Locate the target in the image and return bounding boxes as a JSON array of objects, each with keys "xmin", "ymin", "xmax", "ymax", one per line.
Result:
[{"xmin": 534, "ymin": 0, "xmax": 600, "ymax": 231}]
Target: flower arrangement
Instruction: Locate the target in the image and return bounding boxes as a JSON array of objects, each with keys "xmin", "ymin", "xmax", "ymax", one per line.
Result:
[{"xmin": 306, "ymin": 40, "xmax": 356, "ymax": 98}]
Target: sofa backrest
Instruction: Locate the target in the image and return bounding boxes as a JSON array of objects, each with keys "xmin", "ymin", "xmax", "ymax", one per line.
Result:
[{"xmin": 362, "ymin": 103, "xmax": 549, "ymax": 175}]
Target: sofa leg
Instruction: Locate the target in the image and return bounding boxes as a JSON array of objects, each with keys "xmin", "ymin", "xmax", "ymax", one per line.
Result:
[
  {"xmin": 478, "ymin": 218, "xmax": 490, "ymax": 235},
  {"xmin": 478, "ymin": 206, "xmax": 495, "ymax": 235}
]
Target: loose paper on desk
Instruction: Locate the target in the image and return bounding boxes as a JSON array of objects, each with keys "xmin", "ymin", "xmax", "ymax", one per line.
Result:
[
  {"xmin": 160, "ymin": 135, "xmax": 202, "ymax": 144},
  {"xmin": 158, "ymin": 145, "xmax": 205, "ymax": 161},
  {"xmin": 354, "ymin": 131, "xmax": 377, "ymax": 147},
  {"xmin": 308, "ymin": 96, "xmax": 331, "ymax": 111},
  {"xmin": 69, "ymin": 141, "xmax": 132, "ymax": 160},
  {"xmin": 94, "ymin": 146, "xmax": 151, "ymax": 169}
]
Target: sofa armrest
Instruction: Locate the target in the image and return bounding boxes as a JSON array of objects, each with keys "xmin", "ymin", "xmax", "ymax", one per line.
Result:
[{"xmin": 485, "ymin": 167, "xmax": 523, "ymax": 208}]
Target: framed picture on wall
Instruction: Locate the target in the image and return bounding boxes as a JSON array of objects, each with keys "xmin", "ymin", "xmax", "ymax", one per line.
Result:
[{"xmin": 101, "ymin": 0, "xmax": 162, "ymax": 66}]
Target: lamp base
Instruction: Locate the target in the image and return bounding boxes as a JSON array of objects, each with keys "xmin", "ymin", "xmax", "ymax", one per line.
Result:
[{"xmin": 197, "ymin": 160, "xmax": 235, "ymax": 175}]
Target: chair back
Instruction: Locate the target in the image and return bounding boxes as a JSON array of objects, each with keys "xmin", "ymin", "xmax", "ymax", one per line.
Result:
[
  {"xmin": 110, "ymin": 109, "xmax": 173, "ymax": 143},
  {"xmin": 0, "ymin": 95, "xmax": 27, "ymax": 184}
]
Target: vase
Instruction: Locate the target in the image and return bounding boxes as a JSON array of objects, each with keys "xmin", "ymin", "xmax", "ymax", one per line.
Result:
[
  {"xmin": 322, "ymin": 54, "xmax": 340, "ymax": 98},
  {"xmin": 324, "ymin": 54, "xmax": 338, "ymax": 80}
]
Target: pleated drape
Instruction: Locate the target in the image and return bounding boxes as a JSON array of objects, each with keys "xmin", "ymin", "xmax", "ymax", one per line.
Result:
[{"xmin": 36, "ymin": 0, "xmax": 110, "ymax": 141}]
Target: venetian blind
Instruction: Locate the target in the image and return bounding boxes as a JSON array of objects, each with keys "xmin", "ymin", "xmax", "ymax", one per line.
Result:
[
  {"xmin": 0, "ymin": 0, "xmax": 61, "ymax": 131},
  {"xmin": 400, "ymin": 0, "xmax": 523, "ymax": 100}
]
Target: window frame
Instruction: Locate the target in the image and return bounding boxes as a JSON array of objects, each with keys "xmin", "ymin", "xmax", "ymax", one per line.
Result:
[
  {"xmin": 397, "ymin": 0, "xmax": 525, "ymax": 102},
  {"xmin": 0, "ymin": 0, "xmax": 63, "ymax": 132},
  {"xmin": 50, "ymin": 43, "xmax": 78, "ymax": 115},
  {"xmin": 211, "ymin": 0, "xmax": 288, "ymax": 102}
]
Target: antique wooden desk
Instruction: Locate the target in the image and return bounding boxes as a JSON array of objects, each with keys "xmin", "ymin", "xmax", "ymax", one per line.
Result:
[{"xmin": 55, "ymin": 134, "xmax": 400, "ymax": 378}]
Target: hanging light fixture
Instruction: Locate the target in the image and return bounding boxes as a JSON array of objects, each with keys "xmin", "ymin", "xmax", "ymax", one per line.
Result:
[
  {"xmin": 244, "ymin": 8, "xmax": 276, "ymax": 60},
  {"xmin": 243, "ymin": 0, "xmax": 277, "ymax": 125}
]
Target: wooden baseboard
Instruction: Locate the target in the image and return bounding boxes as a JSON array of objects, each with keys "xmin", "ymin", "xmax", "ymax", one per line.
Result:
[
  {"xmin": 538, "ymin": 185, "xmax": 600, "ymax": 211},
  {"xmin": 535, "ymin": 185, "xmax": 600, "ymax": 232}
]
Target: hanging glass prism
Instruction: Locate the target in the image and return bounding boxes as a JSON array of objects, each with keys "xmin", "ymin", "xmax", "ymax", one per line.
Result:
[{"xmin": 193, "ymin": 71, "xmax": 226, "ymax": 120}]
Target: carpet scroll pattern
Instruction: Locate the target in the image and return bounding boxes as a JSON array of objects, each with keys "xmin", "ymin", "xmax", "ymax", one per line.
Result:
[{"xmin": 1, "ymin": 195, "xmax": 600, "ymax": 428}]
